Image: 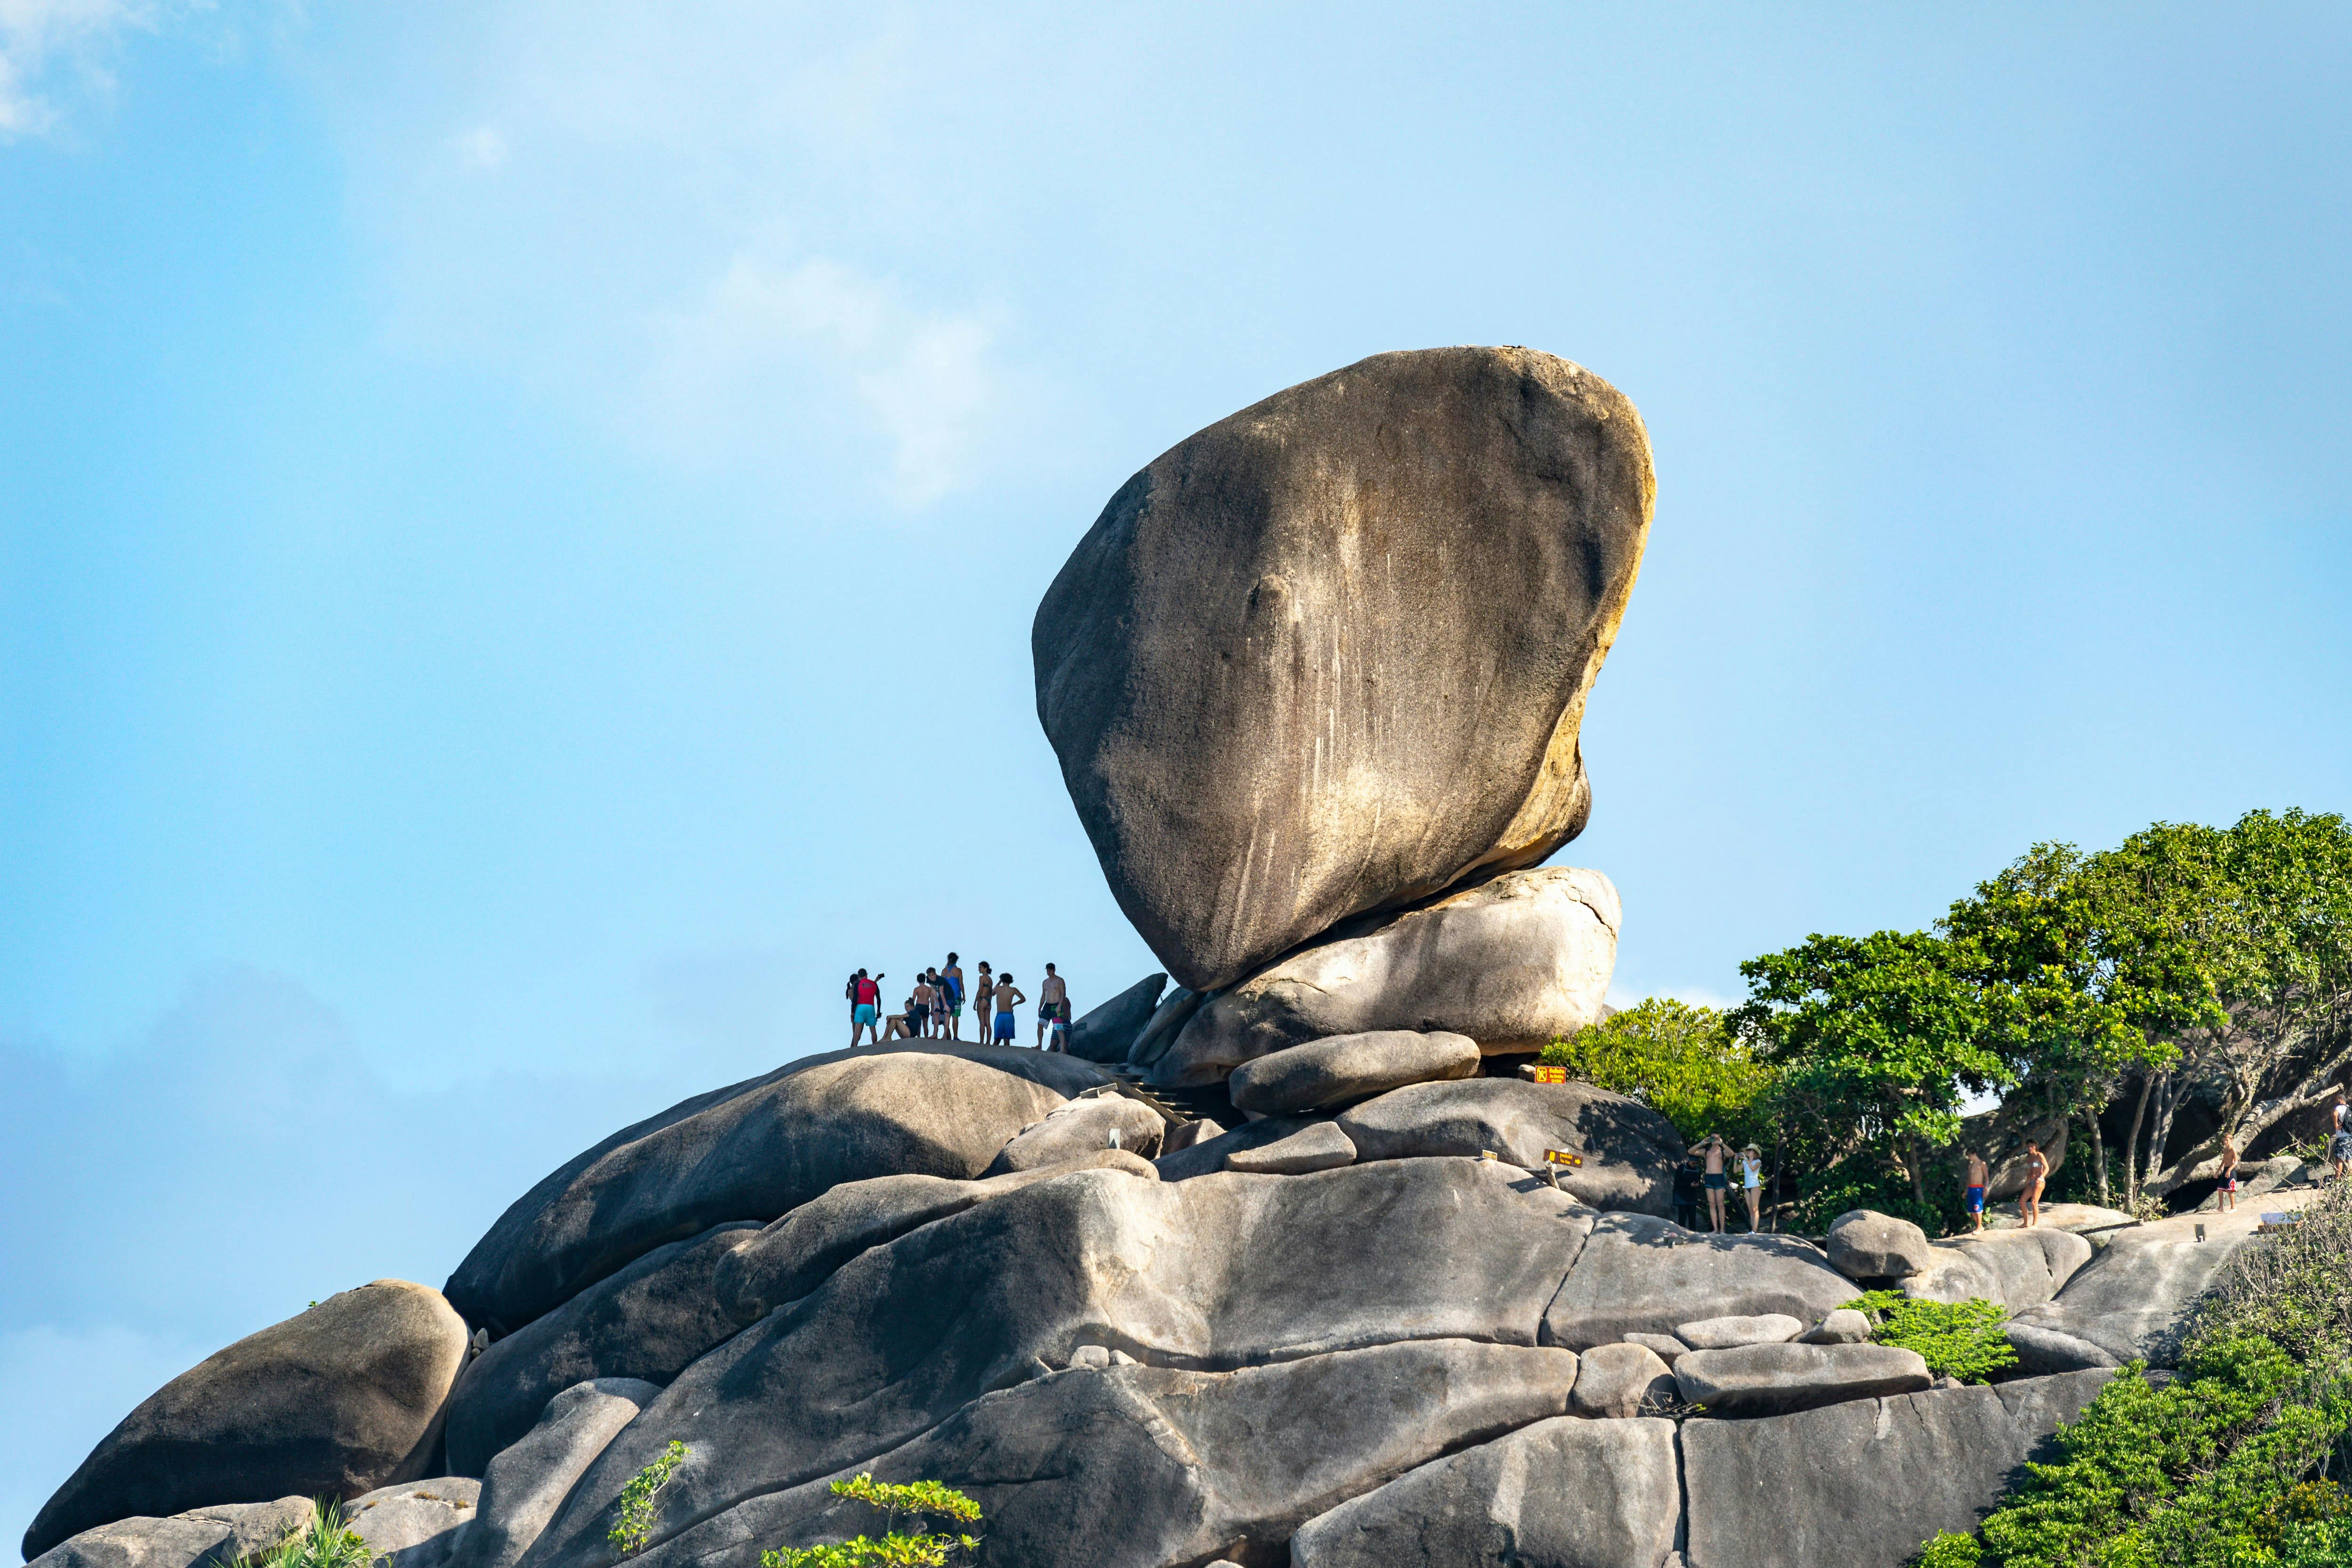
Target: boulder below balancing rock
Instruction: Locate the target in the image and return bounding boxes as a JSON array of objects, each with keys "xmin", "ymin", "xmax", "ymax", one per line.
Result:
[
  {"xmin": 1827, "ymin": 1209, "xmax": 1936, "ymax": 1280},
  {"xmin": 1335, "ymin": 1076, "xmax": 1682, "ymax": 1214},
  {"xmin": 1034, "ymin": 346, "xmax": 1654, "ymax": 994},
  {"xmin": 1152, "ymin": 867, "xmax": 1620, "ymax": 1085},
  {"xmin": 24, "ymin": 1280, "xmax": 471, "ymax": 1560},
  {"xmin": 1672, "ymin": 1342, "xmax": 1931, "ymax": 1418},
  {"xmin": 1228, "ymin": 1029, "xmax": 1481, "ymax": 1116},
  {"xmin": 1222, "ymin": 1120, "xmax": 1357, "ymax": 1174},
  {"xmin": 1063, "ymin": 973, "xmax": 1167, "ymax": 1063}
]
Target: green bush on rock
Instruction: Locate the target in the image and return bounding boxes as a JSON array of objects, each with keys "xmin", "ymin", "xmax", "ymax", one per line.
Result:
[
  {"xmin": 759, "ymin": 1474, "xmax": 982, "ymax": 1568},
  {"xmin": 609, "ymin": 1441, "xmax": 688, "ymax": 1559},
  {"xmin": 221, "ymin": 1503, "xmax": 373, "ymax": 1568},
  {"xmin": 1844, "ymin": 1291, "xmax": 2018, "ymax": 1384}
]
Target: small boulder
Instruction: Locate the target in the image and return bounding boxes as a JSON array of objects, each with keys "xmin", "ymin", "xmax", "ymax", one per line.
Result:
[
  {"xmin": 1676, "ymin": 1314, "xmax": 1803, "ymax": 1350},
  {"xmin": 1153, "ymin": 869, "xmax": 1621, "ymax": 1084},
  {"xmin": 1154, "ymin": 1117, "xmax": 1315, "ymax": 1181},
  {"xmin": 1569, "ymin": 1341, "xmax": 1678, "ymax": 1418},
  {"xmin": 1826, "ymin": 1210, "xmax": 1935, "ymax": 1280},
  {"xmin": 1898, "ymin": 1247, "xmax": 2005, "ymax": 1307},
  {"xmin": 1066, "ymin": 1345, "xmax": 1113, "ymax": 1370},
  {"xmin": 2004, "ymin": 1322, "xmax": 2122, "ymax": 1375},
  {"xmin": 26, "ymin": 1499, "xmax": 315, "ymax": 1568},
  {"xmin": 1288, "ymin": 1415, "xmax": 1680, "ymax": 1568},
  {"xmin": 1673, "ymin": 1342, "xmax": 1931, "ymax": 1417},
  {"xmin": 1160, "ymin": 1117, "xmax": 1224, "ymax": 1154},
  {"xmin": 1623, "ymin": 1331, "xmax": 1691, "ymax": 1363},
  {"xmin": 342, "ymin": 1480, "xmax": 480, "ymax": 1568},
  {"xmin": 447, "ymin": 1380, "xmax": 656, "ymax": 1568},
  {"xmin": 1797, "ymin": 1309, "xmax": 1872, "ymax": 1346},
  {"xmin": 1064, "ymin": 973, "xmax": 1168, "ymax": 1063},
  {"xmin": 985, "ymin": 1096, "xmax": 1166, "ymax": 1172},
  {"xmin": 1224, "ymin": 1121, "xmax": 1357, "ymax": 1175},
  {"xmin": 1931, "ymin": 1228, "xmax": 2093, "ymax": 1309},
  {"xmin": 1335, "ymin": 1077, "xmax": 1682, "ymax": 1214},
  {"xmin": 24, "ymin": 1281, "xmax": 471, "ymax": 1560},
  {"xmin": 1228, "ymin": 1030, "xmax": 1481, "ymax": 1116}
]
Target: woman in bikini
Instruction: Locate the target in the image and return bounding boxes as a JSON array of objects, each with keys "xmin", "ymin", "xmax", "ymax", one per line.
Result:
[
  {"xmin": 2217, "ymin": 1133, "xmax": 2241, "ymax": 1213},
  {"xmin": 2022, "ymin": 1141, "xmax": 2048, "ymax": 1228}
]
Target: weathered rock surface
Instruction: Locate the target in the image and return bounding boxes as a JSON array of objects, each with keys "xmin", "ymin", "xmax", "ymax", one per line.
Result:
[
  {"xmin": 1223, "ymin": 1120, "xmax": 1357, "ymax": 1174},
  {"xmin": 444, "ymin": 1047, "xmax": 1090, "ymax": 1334},
  {"xmin": 1065, "ymin": 973, "xmax": 1167, "ymax": 1063},
  {"xmin": 1570, "ymin": 1341, "xmax": 1679, "ymax": 1419},
  {"xmin": 524, "ymin": 1161, "xmax": 1594, "ymax": 1568},
  {"xmin": 1676, "ymin": 1313, "xmax": 1803, "ymax": 1350},
  {"xmin": 1154, "ymin": 868, "xmax": 1621, "ymax": 1083},
  {"xmin": 1034, "ymin": 346, "xmax": 1653, "ymax": 994},
  {"xmin": 1673, "ymin": 1343, "xmax": 1931, "ymax": 1417},
  {"xmin": 1798, "ymin": 1309, "xmax": 1871, "ymax": 1346},
  {"xmin": 2009, "ymin": 1201, "xmax": 2309, "ymax": 1365},
  {"xmin": 1987, "ymin": 1201, "xmax": 2135, "ymax": 1237},
  {"xmin": 1681, "ymin": 1372, "xmax": 2113, "ymax": 1568},
  {"xmin": 1335, "ymin": 1077, "xmax": 1682, "ymax": 1213},
  {"xmin": 587, "ymin": 1341, "xmax": 1581, "ymax": 1568},
  {"xmin": 1541, "ymin": 1217, "xmax": 1853, "ymax": 1350},
  {"xmin": 1290, "ymin": 1415, "xmax": 1680, "ymax": 1568},
  {"xmin": 1915, "ymin": 1228, "xmax": 2092, "ymax": 1310},
  {"xmin": 985, "ymin": 1095, "xmax": 1165, "ymax": 1172},
  {"xmin": 1153, "ymin": 1116, "xmax": 1316, "ymax": 1181},
  {"xmin": 1227, "ymin": 1030, "xmax": 1480, "ymax": 1116},
  {"xmin": 2003, "ymin": 1322, "xmax": 2122, "ymax": 1374},
  {"xmin": 25, "ymin": 1281, "xmax": 470, "ymax": 1560},
  {"xmin": 445, "ymin": 1225, "xmax": 759, "ymax": 1476},
  {"xmin": 710, "ymin": 1152, "xmax": 1163, "ymax": 1328},
  {"xmin": 1896, "ymin": 1247, "xmax": 2003, "ymax": 1307},
  {"xmin": 1125, "ymin": 987, "xmax": 1206, "ymax": 1069},
  {"xmin": 1160, "ymin": 1116, "xmax": 1224, "ymax": 1154},
  {"xmin": 343, "ymin": 1479, "xmax": 481, "ymax": 1568},
  {"xmin": 448, "ymin": 1381, "xmax": 656, "ymax": 1568},
  {"xmin": 26, "ymin": 1499, "xmax": 316, "ymax": 1568},
  {"xmin": 1826, "ymin": 1210, "xmax": 1934, "ymax": 1280},
  {"xmin": 1623, "ymin": 1331, "xmax": 1691, "ymax": 1363}
]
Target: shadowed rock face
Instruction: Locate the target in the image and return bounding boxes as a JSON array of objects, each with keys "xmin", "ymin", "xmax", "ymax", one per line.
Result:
[
  {"xmin": 1034, "ymin": 346, "xmax": 1654, "ymax": 993},
  {"xmin": 443, "ymin": 1047, "xmax": 1094, "ymax": 1336},
  {"xmin": 24, "ymin": 1282, "xmax": 470, "ymax": 1560},
  {"xmin": 1065, "ymin": 973, "xmax": 1168, "ymax": 1063},
  {"xmin": 1337, "ymin": 1077, "xmax": 1684, "ymax": 1214},
  {"xmin": 1540, "ymin": 1215, "xmax": 1854, "ymax": 1351},
  {"xmin": 449, "ymin": 1380, "xmax": 657, "ymax": 1568}
]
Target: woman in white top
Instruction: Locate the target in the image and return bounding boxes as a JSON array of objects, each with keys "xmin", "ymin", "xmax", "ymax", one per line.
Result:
[{"xmin": 1739, "ymin": 1146, "xmax": 1764, "ymax": 1232}]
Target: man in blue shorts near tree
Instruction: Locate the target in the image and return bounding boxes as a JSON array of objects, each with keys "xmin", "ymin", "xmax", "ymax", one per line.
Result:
[
  {"xmin": 1963, "ymin": 1149, "xmax": 1989, "ymax": 1232},
  {"xmin": 992, "ymin": 972, "xmax": 1025, "ymax": 1045}
]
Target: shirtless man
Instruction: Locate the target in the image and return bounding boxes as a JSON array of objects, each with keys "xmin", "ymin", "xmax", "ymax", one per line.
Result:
[
  {"xmin": 1962, "ymin": 1149, "xmax": 1990, "ymax": 1232},
  {"xmin": 1697, "ymin": 1134, "xmax": 1729, "ymax": 1232},
  {"xmin": 911, "ymin": 973, "xmax": 936, "ymax": 1039},
  {"xmin": 2022, "ymin": 1141, "xmax": 2048, "ymax": 1227},
  {"xmin": 992, "ymin": 972, "xmax": 1026, "ymax": 1045},
  {"xmin": 2217, "ymin": 1132, "xmax": 2241, "ymax": 1213},
  {"xmin": 1037, "ymin": 963, "xmax": 1068, "ymax": 1050},
  {"xmin": 941, "ymin": 953, "xmax": 966, "ymax": 1040}
]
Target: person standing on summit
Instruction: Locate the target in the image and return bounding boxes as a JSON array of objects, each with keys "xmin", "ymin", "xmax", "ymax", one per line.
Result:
[
  {"xmin": 1037, "ymin": 964, "xmax": 1068, "ymax": 1050},
  {"xmin": 992, "ymin": 972, "xmax": 1026, "ymax": 1045},
  {"xmin": 942, "ymin": 953, "xmax": 966, "ymax": 1040},
  {"xmin": 847, "ymin": 968, "xmax": 882, "ymax": 1047}
]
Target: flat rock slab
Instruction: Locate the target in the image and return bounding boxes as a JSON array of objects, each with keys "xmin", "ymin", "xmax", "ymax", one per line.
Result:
[
  {"xmin": 24, "ymin": 1280, "xmax": 470, "ymax": 1560},
  {"xmin": 1570, "ymin": 1341, "xmax": 1680, "ymax": 1419},
  {"xmin": 1676, "ymin": 1314, "xmax": 1802, "ymax": 1350},
  {"xmin": 27, "ymin": 1499, "xmax": 316, "ymax": 1568},
  {"xmin": 1541, "ymin": 1216, "xmax": 1854, "ymax": 1351},
  {"xmin": 524, "ymin": 1160, "xmax": 1597, "ymax": 1568},
  {"xmin": 444, "ymin": 1047, "xmax": 1090, "ymax": 1335},
  {"xmin": 1064, "ymin": 972, "xmax": 1167, "ymax": 1064},
  {"xmin": 1335, "ymin": 1076, "xmax": 1682, "ymax": 1214},
  {"xmin": 1915, "ymin": 1228, "xmax": 2092, "ymax": 1310},
  {"xmin": 565, "ymin": 1341, "xmax": 1582, "ymax": 1568},
  {"xmin": 1827, "ymin": 1211, "xmax": 1934, "ymax": 1280},
  {"xmin": 1154, "ymin": 868, "xmax": 1621, "ymax": 1084},
  {"xmin": 345, "ymin": 1479, "xmax": 482, "ymax": 1568},
  {"xmin": 985, "ymin": 1095, "xmax": 1166, "ymax": 1172},
  {"xmin": 445, "ymin": 1223, "xmax": 760, "ymax": 1476},
  {"xmin": 1228, "ymin": 1030, "xmax": 1481, "ymax": 1116},
  {"xmin": 1224, "ymin": 1120, "xmax": 1357, "ymax": 1174},
  {"xmin": 2004, "ymin": 1322, "xmax": 2122, "ymax": 1375},
  {"xmin": 1623, "ymin": 1331, "xmax": 1691, "ymax": 1363},
  {"xmin": 1290, "ymin": 1414, "xmax": 1681, "ymax": 1568},
  {"xmin": 1033, "ymin": 346, "xmax": 1653, "ymax": 995},
  {"xmin": 1682, "ymin": 1372, "xmax": 2113, "ymax": 1568},
  {"xmin": 1154, "ymin": 1116, "xmax": 1315, "ymax": 1181},
  {"xmin": 1673, "ymin": 1343, "xmax": 1930, "ymax": 1418},
  {"xmin": 450, "ymin": 1380, "xmax": 656, "ymax": 1568}
]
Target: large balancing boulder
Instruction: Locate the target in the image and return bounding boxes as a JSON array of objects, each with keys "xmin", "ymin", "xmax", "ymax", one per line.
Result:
[
  {"xmin": 1034, "ymin": 346, "xmax": 1654, "ymax": 994},
  {"xmin": 1227, "ymin": 1029, "xmax": 1481, "ymax": 1116},
  {"xmin": 24, "ymin": 1281, "xmax": 470, "ymax": 1560},
  {"xmin": 1335, "ymin": 1076, "xmax": 1683, "ymax": 1214},
  {"xmin": 1152, "ymin": 866, "xmax": 1620, "ymax": 1085},
  {"xmin": 444, "ymin": 1046, "xmax": 1088, "ymax": 1335}
]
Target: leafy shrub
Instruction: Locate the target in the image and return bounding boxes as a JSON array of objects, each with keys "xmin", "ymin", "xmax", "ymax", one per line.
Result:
[
  {"xmin": 1538, "ymin": 998, "xmax": 1773, "ymax": 1148},
  {"xmin": 609, "ymin": 1441, "xmax": 688, "ymax": 1559},
  {"xmin": 1844, "ymin": 1291, "xmax": 2018, "ymax": 1384},
  {"xmin": 1915, "ymin": 1531, "xmax": 1984, "ymax": 1568},
  {"xmin": 221, "ymin": 1503, "xmax": 373, "ymax": 1568},
  {"xmin": 758, "ymin": 1474, "xmax": 982, "ymax": 1568}
]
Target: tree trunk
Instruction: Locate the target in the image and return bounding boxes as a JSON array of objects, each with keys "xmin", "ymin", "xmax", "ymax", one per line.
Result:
[
  {"xmin": 2141, "ymin": 1035, "xmax": 2352, "ymax": 1197},
  {"xmin": 1907, "ymin": 1136, "xmax": 1926, "ymax": 1205},
  {"xmin": 2143, "ymin": 1074, "xmax": 2181, "ymax": 1196},
  {"xmin": 2087, "ymin": 1106, "xmax": 2109, "ymax": 1208},
  {"xmin": 2123, "ymin": 1068, "xmax": 2155, "ymax": 1207}
]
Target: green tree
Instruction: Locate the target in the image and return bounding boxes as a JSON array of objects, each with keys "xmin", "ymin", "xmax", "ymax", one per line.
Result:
[
  {"xmin": 1732, "ymin": 930, "xmax": 2008, "ymax": 1214},
  {"xmin": 1538, "ymin": 998, "xmax": 1773, "ymax": 1148}
]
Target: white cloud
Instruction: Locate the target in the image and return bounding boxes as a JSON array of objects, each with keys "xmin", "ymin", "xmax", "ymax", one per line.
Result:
[{"xmin": 0, "ymin": 0, "xmax": 159, "ymax": 139}]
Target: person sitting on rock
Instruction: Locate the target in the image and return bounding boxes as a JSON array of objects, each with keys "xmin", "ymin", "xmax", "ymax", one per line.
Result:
[
  {"xmin": 1963, "ymin": 1149, "xmax": 1990, "ymax": 1232},
  {"xmin": 992, "ymin": 972, "xmax": 1025, "ymax": 1045},
  {"xmin": 1697, "ymin": 1134, "xmax": 1729, "ymax": 1232},
  {"xmin": 883, "ymin": 994, "xmax": 919, "ymax": 1041},
  {"xmin": 1671, "ymin": 1154, "xmax": 1705, "ymax": 1231}
]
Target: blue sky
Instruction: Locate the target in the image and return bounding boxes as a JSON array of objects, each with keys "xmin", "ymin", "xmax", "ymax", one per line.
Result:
[{"xmin": 4, "ymin": 2, "xmax": 2349, "ymax": 1554}]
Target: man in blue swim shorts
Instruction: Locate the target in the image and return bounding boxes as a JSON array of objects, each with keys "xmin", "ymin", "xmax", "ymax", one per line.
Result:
[
  {"xmin": 1963, "ymin": 1149, "xmax": 1989, "ymax": 1231},
  {"xmin": 847, "ymin": 968, "xmax": 882, "ymax": 1047},
  {"xmin": 992, "ymin": 972, "xmax": 1025, "ymax": 1044}
]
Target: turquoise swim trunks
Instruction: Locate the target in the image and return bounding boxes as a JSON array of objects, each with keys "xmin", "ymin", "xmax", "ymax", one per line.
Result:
[{"xmin": 854, "ymin": 1004, "xmax": 877, "ymax": 1026}]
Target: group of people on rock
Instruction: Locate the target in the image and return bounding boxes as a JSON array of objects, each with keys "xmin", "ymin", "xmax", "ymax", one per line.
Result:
[
  {"xmin": 1670, "ymin": 1135, "xmax": 1765, "ymax": 1233},
  {"xmin": 844, "ymin": 954, "xmax": 1075, "ymax": 1051}
]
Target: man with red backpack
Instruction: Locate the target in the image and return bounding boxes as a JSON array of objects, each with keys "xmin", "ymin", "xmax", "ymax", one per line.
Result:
[{"xmin": 846, "ymin": 968, "xmax": 883, "ymax": 1047}]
